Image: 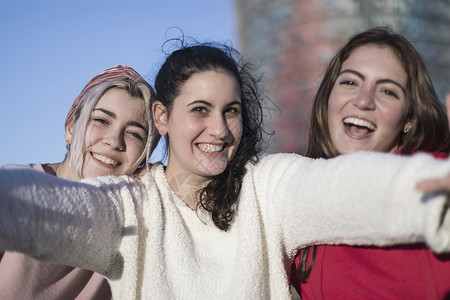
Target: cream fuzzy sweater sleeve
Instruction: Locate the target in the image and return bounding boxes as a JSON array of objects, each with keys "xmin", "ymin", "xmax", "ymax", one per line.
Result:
[
  {"xmin": 252, "ymin": 152, "xmax": 450, "ymax": 256},
  {"xmin": 0, "ymin": 164, "xmax": 147, "ymax": 279},
  {"xmin": 1, "ymin": 152, "xmax": 450, "ymax": 299}
]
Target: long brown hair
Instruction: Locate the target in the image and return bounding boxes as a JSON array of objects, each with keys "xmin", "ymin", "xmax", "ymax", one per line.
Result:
[{"xmin": 296, "ymin": 26, "xmax": 450, "ymax": 283}]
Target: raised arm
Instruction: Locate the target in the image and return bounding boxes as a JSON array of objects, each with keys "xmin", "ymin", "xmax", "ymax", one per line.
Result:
[
  {"xmin": 447, "ymin": 93, "xmax": 450, "ymax": 129},
  {"xmin": 253, "ymin": 152, "xmax": 450, "ymax": 256},
  {"xmin": 0, "ymin": 164, "xmax": 146, "ymax": 278}
]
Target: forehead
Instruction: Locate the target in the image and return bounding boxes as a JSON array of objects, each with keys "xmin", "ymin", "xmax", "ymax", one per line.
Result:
[
  {"xmin": 177, "ymin": 70, "xmax": 241, "ymax": 102},
  {"xmin": 342, "ymin": 45, "xmax": 406, "ymax": 80},
  {"xmin": 96, "ymin": 87, "xmax": 146, "ymax": 116},
  {"xmin": 96, "ymin": 87, "xmax": 143, "ymax": 105}
]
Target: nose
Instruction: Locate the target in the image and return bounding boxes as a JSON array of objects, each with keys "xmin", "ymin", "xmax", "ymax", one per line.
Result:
[
  {"xmin": 207, "ymin": 113, "xmax": 229, "ymax": 138},
  {"xmin": 104, "ymin": 129, "xmax": 125, "ymax": 151},
  {"xmin": 352, "ymin": 85, "xmax": 376, "ymax": 110}
]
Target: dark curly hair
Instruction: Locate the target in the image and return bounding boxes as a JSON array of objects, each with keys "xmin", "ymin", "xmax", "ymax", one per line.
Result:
[{"xmin": 154, "ymin": 42, "xmax": 266, "ymax": 231}]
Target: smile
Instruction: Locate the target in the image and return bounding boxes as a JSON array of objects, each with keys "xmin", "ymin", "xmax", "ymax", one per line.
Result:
[
  {"xmin": 92, "ymin": 153, "xmax": 120, "ymax": 166},
  {"xmin": 197, "ymin": 143, "xmax": 226, "ymax": 153},
  {"xmin": 343, "ymin": 117, "xmax": 376, "ymax": 132}
]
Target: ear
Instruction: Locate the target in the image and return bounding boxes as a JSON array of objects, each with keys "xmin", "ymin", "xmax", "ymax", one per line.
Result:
[
  {"xmin": 402, "ymin": 121, "xmax": 412, "ymax": 133},
  {"xmin": 65, "ymin": 122, "xmax": 74, "ymax": 146},
  {"xmin": 152, "ymin": 100, "xmax": 168, "ymax": 136}
]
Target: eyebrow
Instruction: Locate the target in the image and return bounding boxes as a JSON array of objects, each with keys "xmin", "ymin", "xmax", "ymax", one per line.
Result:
[
  {"xmin": 339, "ymin": 69, "xmax": 406, "ymax": 96},
  {"xmin": 93, "ymin": 108, "xmax": 148, "ymax": 131},
  {"xmin": 187, "ymin": 100, "xmax": 242, "ymax": 108}
]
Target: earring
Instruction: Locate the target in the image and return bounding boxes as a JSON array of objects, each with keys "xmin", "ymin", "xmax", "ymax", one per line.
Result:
[
  {"xmin": 66, "ymin": 143, "xmax": 71, "ymax": 151},
  {"xmin": 402, "ymin": 127, "xmax": 410, "ymax": 133}
]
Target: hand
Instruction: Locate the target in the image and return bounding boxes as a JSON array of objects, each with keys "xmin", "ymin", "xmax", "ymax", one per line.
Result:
[
  {"xmin": 132, "ymin": 165, "xmax": 149, "ymax": 179},
  {"xmin": 137, "ymin": 167, "xmax": 149, "ymax": 179},
  {"xmin": 417, "ymin": 175, "xmax": 450, "ymax": 194},
  {"xmin": 446, "ymin": 94, "xmax": 450, "ymax": 130}
]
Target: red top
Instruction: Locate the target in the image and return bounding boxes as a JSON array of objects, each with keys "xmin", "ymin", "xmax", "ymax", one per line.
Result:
[
  {"xmin": 292, "ymin": 153, "xmax": 450, "ymax": 300},
  {"xmin": 293, "ymin": 244, "xmax": 450, "ymax": 300}
]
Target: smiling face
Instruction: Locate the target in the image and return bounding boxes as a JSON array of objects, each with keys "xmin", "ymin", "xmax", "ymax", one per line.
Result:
[
  {"xmin": 154, "ymin": 70, "xmax": 243, "ymax": 184},
  {"xmin": 67, "ymin": 87, "xmax": 148, "ymax": 179},
  {"xmin": 327, "ymin": 45, "xmax": 410, "ymax": 154}
]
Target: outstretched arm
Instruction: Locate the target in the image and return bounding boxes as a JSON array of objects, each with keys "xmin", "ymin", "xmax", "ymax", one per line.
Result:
[
  {"xmin": 0, "ymin": 164, "xmax": 145, "ymax": 278},
  {"xmin": 254, "ymin": 152, "xmax": 450, "ymax": 256}
]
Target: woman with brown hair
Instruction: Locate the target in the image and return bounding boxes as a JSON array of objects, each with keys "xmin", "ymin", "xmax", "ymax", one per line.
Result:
[{"xmin": 292, "ymin": 26, "xmax": 450, "ymax": 299}]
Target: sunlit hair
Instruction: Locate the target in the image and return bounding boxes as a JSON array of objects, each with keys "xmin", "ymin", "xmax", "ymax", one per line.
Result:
[
  {"xmin": 297, "ymin": 26, "xmax": 450, "ymax": 284},
  {"xmin": 65, "ymin": 66, "xmax": 157, "ymax": 179},
  {"xmin": 307, "ymin": 26, "xmax": 450, "ymax": 159},
  {"xmin": 155, "ymin": 42, "xmax": 266, "ymax": 231}
]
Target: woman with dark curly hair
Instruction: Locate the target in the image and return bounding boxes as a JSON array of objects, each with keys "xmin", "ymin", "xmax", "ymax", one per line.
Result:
[
  {"xmin": 292, "ymin": 26, "xmax": 450, "ymax": 299},
  {"xmin": 1, "ymin": 41, "xmax": 450, "ymax": 299}
]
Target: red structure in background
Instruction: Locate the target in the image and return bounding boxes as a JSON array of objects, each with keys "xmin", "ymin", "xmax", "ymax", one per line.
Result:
[{"xmin": 236, "ymin": 0, "xmax": 450, "ymax": 154}]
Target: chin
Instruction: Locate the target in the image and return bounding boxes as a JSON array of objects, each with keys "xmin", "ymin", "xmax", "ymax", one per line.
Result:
[{"xmin": 201, "ymin": 165, "xmax": 228, "ymax": 177}]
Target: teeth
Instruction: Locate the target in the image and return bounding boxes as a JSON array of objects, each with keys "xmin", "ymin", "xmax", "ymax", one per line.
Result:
[
  {"xmin": 197, "ymin": 143, "xmax": 224, "ymax": 153},
  {"xmin": 343, "ymin": 117, "xmax": 376, "ymax": 131},
  {"xmin": 92, "ymin": 153, "xmax": 120, "ymax": 166}
]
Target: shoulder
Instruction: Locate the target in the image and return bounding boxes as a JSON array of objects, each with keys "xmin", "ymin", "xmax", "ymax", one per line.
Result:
[
  {"xmin": 430, "ymin": 152, "xmax": 448, "ymax": 159},
  {"xmin": 1, "ymin": 163, "xmax": 34, "ymax": 170},
  {"xmin": 250, "ymin": 153, "xmax": 313, "ymax": 173},
  {"xmin": 243, "ymin": 153, "xmax": 315, "ymax": 191}
]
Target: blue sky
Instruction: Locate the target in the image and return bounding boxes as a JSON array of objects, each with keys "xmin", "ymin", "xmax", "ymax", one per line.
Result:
[{"xmin": 0, "ymin": 0, "xmax": 238, "ymax": 165}]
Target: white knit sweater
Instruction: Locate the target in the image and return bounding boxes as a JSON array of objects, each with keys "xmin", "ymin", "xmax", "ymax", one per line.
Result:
[{"xmin": 1, "ymin": 152, "xmax": 450, "ymax": 299}]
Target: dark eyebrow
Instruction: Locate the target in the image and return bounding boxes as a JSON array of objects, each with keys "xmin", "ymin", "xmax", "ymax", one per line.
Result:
[
  {"xmin": 93, "ymin": 108, "xmax": 148, "ymax": 131},
  {"xmin": 187, "ymin": 100, "xmax": 213, "ymax": 107},
  {"xmin": 225, "ymin": 100, "xmax": 242, "ymax": 107},
  {"xmin": 339, "ymin": 69, "xmax": 406, "ymax": 96},
  {"xmin": 339, "ymin": 69, "xmax": 365, "ymax": 80},
  {"xmin": 187, "ymin": 100, "xmax": 242, "ymax": 108}
]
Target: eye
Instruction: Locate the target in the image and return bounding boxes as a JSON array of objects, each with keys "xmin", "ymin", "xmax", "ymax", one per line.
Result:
[
  {"xmin": 128, "ymin": 131, "xmax": 145, "ymax": 142},
  {"xmin": 225, "ymin": 106, "xmax": 240, "ymax": 117},
  {"xmin": 191, "ymin": 106, "xmax": 208, "ymax": 114},
  {"xmin": 93, "ymin": 118, "xmax": 109, "ymax": 125},
  {"xmin": 381, "ymin": 89, "xmax": 399, "ymax": 99},
  {"xmin": 339, "ymin": 80, "xmax": 356, "ymax": 86}
]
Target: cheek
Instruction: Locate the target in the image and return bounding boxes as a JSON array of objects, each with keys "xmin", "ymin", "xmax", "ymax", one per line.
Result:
[
  {"xmin": 167, "ymin": 116, "xmax": 203, "ymax": 144},
  {"xmin": 83, "ymin": 124, "xmax": 98, "ymax": 148},
  {"xmin": 327, "ymin": 95, "xmax": 343, "ymax": 146},
  {"xmin": 379, "ymin": 105, "xmax": 407, "ymax": 128},
  {"xmin": 229, "ymin": 118, "xmax": 243, "ymax": 140},
  {"xmin": 327, "ymin": 101, "xmax": 341, "ymax": 130},
  {"xmin": 328, "ymin": 88, "xmax": 346, "ymax": 116},
  {"xmin": 127, "ymin": 139, "xmax": 146, "ymax": 159}
]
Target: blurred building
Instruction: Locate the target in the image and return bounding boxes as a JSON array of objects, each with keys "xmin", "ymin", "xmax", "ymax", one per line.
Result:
[{"xmin": 236, "ymin": 0, "xmax": 450, "ymax": 154}]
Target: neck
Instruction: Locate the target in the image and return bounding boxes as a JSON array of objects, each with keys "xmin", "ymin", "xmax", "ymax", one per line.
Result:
[
  {"xmin": 47, "ymin": 157, "xmax": 75, "ymax": 179},
  {"xmin": 165, "ymin": 168, "xmax": 209, "ymax": 210}
]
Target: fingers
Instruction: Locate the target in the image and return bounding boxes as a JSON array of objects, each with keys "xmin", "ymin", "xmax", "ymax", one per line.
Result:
[
  {"xmin": 138, "ymin": 168, "xmax": 148, "ymax": 179},
  {"xmin": 150, "ymin": 162, "xmax": 163, "ymax": 171},
  {"xmin": 446, "ymin": 94, "xmax": 450, "ymax": 129},
  {"xmin": 417, "ymin": 176, "xmax": 450, "ymax": 193}
]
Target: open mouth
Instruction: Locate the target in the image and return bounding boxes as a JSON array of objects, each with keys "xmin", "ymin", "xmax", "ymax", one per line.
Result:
[
  {"xmin": 197, "ymin": 143, "xmax": 227, "ymax": 153},
  {"xmin": 92, "ymin": 152, "xmax": 121, "ymax": 166},
  {"xmin": 343, "ymin": 117, "xmax": 376, "ymax": 135}
]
